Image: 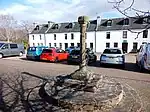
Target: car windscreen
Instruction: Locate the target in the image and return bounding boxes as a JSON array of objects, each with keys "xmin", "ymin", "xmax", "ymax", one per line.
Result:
[
  {"xmin": 28, "ymin": 47, "xmax": 37, "ymax": 51},
  {"xmin": 70, "ymin": 50, "xmax": 80, "ymax": 55},
  {"xmin": 0, "ymin": 43, "xmax": 4, "ymax": 48},
  {"xmin": 103, "ymin": 49, "xmax": 122, "ymax": 54},
  {"xmin": 42, "ymin": 49, "xmax": 53, "ymax": 53}
]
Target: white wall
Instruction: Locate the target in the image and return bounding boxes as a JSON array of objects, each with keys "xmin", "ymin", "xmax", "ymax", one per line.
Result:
[
  {"xmin": 29, "ymin": 29, "xmax": 150, "ymax": 53},
  {"xmin": 45, "ymin": 32, "xmax": 96, "ymax": 51},
  {"xmin": 29, "ymin": 34, "xmax": 45, "ymax": 47},
  {"xmin": 96, "ymin": 29, "xmax": 150, "ymax": 53}
]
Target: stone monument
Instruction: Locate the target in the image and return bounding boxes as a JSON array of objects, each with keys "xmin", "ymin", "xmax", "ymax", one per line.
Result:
[{"xmin": 38, "ymin": 16, "xmax": 143, "ymax": 112}]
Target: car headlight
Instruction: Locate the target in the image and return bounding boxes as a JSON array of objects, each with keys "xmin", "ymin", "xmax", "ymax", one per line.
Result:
[
  {"xmin": 117, "ymin": 56, "xmax": 124, "ymax": 61},
  {"xmin": 100, "ymin": 55, "xmax": 107, "ymax": 61}
]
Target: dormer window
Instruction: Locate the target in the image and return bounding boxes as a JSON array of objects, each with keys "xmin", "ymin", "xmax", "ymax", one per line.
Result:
[
  {"xmin": 36, "ymin": 25, "xmax": 40, "ymax": 30},
  {"xmin": 68, "ymin": 23, "xmax": 73, "ymax": 28},
  {"xmin": 123, "ymin": 18, "xmax": 129, "ymax": 25},
  {"xmin": 143, "ymin": 17, "xmax": 150, "ymax": 24},
  {"xmin": 107, "ymin": 20, "xmax": 112, "ymax": 26},
  {"xmin": 55, "ymin": 24, "xmax": 59, "ymax": 29}
]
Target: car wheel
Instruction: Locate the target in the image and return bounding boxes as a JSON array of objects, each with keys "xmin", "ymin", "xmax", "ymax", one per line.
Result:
[
  {"xmin": 19, "ymin": 52, "xmax": 23, "ymax": 56},
  {"xmin": 54, "ymin": 57, "xmax": 58, "ymax": 63},
  {"xmin": 139, "ymin": 62, "xmax": 145, "ymax": 72},
  {"xmin": 0, "ymin": 53, "xmax": 3, "ymax": 59}
]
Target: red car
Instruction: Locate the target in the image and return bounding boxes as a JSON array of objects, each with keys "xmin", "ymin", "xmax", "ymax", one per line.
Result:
[{"xmin": 40, "ymin": 48, "xmax": 69, "ymax": 62}]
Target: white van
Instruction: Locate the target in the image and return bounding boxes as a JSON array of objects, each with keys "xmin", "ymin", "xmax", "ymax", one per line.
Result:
[{"xmin": 136, "ymin": 43, "xmax": 150, "ymax": 72}]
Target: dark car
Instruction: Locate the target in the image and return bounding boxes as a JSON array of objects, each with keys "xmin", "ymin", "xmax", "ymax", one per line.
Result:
[{"xmin": 67, "ymin": 48, "xmax": 97, "ymax": 64}]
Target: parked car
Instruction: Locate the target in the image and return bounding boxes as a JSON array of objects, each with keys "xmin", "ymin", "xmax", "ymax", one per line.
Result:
[
  {"xmin": 65, "ymin": 46, "xmax": 79, "ymax": 54},
  {"xmin": 67, "ymin": 48, "xmax": 97, "ymax": 64},
  {"xmin": 100, "ymin": 48, "xmax": 125, "ymax": 68},
  {"xmin": 0, "ymin": 42, "xmax": 25, "ymax": 59},
  {"xmin": 26, "ymin": 46, "xmax": 48, "ymax": 60},
  {"xmin": 40, "ymin": 48, "xmax": 69, "ymax": 62},
  {"xmin": 136, "ymin": 43, "xmax": 150, "ymax": 72}
]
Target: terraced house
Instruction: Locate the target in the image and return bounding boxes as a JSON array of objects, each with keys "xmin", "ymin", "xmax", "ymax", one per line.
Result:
[{"xmin": 29, "ymin": 16, "xmax": 150, "ymax": 53}]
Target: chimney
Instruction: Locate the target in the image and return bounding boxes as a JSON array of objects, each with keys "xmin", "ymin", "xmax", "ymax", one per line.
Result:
[{"xmin": 96, "ymin": 16, "xmax": 101, "ymax": 30}]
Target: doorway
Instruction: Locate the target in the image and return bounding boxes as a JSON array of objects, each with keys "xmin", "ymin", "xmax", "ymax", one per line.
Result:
[
  {"xmin": 64, "ymin": 43, "xmax": 68, "ymax": 49},
  {"xmin": 122, "ymin": 43, "xmax": 128, "ymax": 53}
]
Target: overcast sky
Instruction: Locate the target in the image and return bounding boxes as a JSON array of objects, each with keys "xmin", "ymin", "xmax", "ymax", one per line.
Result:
[{"xmin": 0, "ymin": 0, "xmax": 150, "ymax": 23}]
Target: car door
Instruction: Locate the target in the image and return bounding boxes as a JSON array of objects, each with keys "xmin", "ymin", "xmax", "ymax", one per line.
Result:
[
  {"xmin": 0, "ymin": 44, "xmax": 10, "ymax": 56},
  {"xmin": 56, "ymin": 49, "xmax": 62, "ymax": 60},
  {"xmin": 10, "ymin": 44, "xmax": 19, "ymax": 56}
]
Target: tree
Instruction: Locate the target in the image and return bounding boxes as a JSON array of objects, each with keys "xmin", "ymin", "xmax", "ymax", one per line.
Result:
[
  {"xmin": 0, "ymin": 14, "xmax": 17, "ymax": 42},
  {"xmin": 108, "ymin": 0, "xmax": 150, "ymax": 38}
]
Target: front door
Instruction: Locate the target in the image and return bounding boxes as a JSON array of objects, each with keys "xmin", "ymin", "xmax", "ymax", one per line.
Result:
[
  {"xmin": 65, "ymin": 43, "xmax": 68, "ymax": 49},
  {"xmin": 122, "ymin": 43, "xmax": 128, "ymax": 53}
]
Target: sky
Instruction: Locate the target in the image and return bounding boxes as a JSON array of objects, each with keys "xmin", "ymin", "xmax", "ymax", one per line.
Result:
[{"xmin": 0, "ymin": 0, "xmax": 150, "ymax": 23}]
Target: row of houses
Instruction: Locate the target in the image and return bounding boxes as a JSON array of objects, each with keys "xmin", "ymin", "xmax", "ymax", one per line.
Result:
[{"xmin": 29, "ymin": 16, "xmax": 150, "ymax": 53}]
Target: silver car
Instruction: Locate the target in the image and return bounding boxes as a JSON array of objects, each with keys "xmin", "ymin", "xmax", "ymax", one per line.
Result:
[
  {"xmin": 100, "ymin": 48, "xmax": 125, "ymax": 68},
  {"xmin": 136, "ymin": 43, "xmax": 150, "ymax": 72},
  {"xmin": 0, "ymin": 42, "xmax": 25, "ymax": 58}
]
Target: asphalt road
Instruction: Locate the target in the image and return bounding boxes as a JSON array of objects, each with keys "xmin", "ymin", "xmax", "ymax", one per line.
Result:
[{"xmin": 0, "ymin": 54, "xmax": 150, "ymax": 111}]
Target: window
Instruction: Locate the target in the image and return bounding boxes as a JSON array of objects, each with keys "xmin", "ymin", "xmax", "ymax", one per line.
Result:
[
  {"xmin": 55, "ymin": 24, "xmax": 59, "ymax": 29},
  {"xmin": 49, "ymin": 43, "xmax": 51, "ymax": 47},
  {"xmin": 106, "ymin": 32, "xmax": 110, "ymax": 39},
  {"xmin": 107, "ymin": 20, "xmax": 112, "ymax": 26},
  {"xmin": 68, "ymin": 23, "xmax": 73, "ymax": 28},
  {"xmin": 114, "ymin": 43, "xmax": 118, "ymax": 47},
  {"xmin": 90, "ymin": 43, "xmax": 93, "ymax": 49},
  {"xmin": 40, "ymin": 35, "xmax": 42, "ymax": 40},
  {"xmin": 2, "ymin": 44, "xmax": 8, "ymax": 49},
  {"xmin": 38, "ymin": 43, "xmax": 40, "ymax": 46},
  {"xmin": 71, "ymin": 33, "xmax": 74, "ymax": 39},
  {"xmin": 54, "ymin": 43, "xmax": 57, "ymax": 47},
  {"xmin": 123, "ymin": 31, "xmax": 127, "ymax": 38},
  {"xmin": 133, "ymin": 42, "xmax": 138, "ymax": 50},
  {"xmin": 85, "ymin": 33, "xmax": 87, "ymax": 39},
  {"xmin": 59, "ymin": 43, "xmax": 62, "ymax": 48},
  {"xmin": 54, "ymin": 34, "xmax": 56, "ymax": 40},
  {"xmin": 71, "ymin": 43, "xmax": 74, "ymax": 47},
  {"xmin": 32, "ymin": 35, "xmax": 34, "ymax": 40},
  {"xmin": 10, "ymin": 44, "xmax": 18, "ymax": 49},
  {"xmin": 106, "ymin": 43, "xmax": 110, "ymax": 48},
  {"xmin": 33, "ymin": 43, "xmax": 35, "ymax": 46},
  {"xmin": 103, "ymin": 49, "xmax": 122, "ymax": 54},
  {"xmin": 41, "ymin": 43, "xmax": 43, "ymax": 46},
  {"xmin": 65, "ymin": 34, "xmax": 67, "ymax": 40},
  {"xmin": 123, "ymin": 19, "xmax": 129, "ymax": 25},
  {"xmin": 143, "ymin": 30, "xmax": 148, "ymax": 38},
  {"xmin": 77, "ymin": 43, "xmax": 80, "ymax": 47}
]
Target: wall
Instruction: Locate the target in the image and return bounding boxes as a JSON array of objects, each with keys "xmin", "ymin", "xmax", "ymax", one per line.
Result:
[
  {"xmin": 45, "ymin": 32, "xmax": 96, "ymax": 51},
  {"xmin": 29, "ymin": 34, "xmax": 45, "ymax": 47},
  {"xmin": 96, "ymin": 29, "xmax": 150, "ymax": 53}
]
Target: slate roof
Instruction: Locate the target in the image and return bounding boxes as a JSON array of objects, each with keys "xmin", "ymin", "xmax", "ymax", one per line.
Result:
[
  {"xmin": 97, "ymin": 17, "xmax": 149, "ymax": 31},
  {"xmin": 30, "ymin": 17, "xmax": 150, "ymax": 34},
  {"xmin": 30, "ymin": 24, "xmax": 49, "ymax": 34}
]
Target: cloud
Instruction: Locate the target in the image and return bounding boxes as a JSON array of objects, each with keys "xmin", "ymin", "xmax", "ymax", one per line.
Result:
[{"xmin": 0, "ymin": 0, "xmax": 150, "ymax": 23}]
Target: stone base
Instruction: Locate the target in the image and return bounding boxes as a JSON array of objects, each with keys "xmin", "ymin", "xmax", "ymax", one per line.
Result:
[{"xmin": 39, "ymin": 70, "xmax": 143, "ymax": 112}]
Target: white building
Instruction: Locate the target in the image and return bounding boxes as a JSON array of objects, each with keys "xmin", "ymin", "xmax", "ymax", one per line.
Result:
[{"xmin": 29, "ymin": 17, "xmax": 150, "ymax": 53}]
